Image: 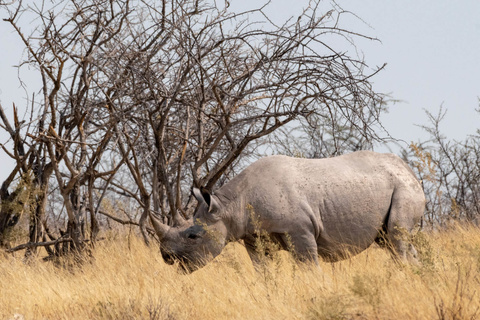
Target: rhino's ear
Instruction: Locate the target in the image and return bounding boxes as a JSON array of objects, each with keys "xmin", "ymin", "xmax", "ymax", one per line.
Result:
[{"xmin": 193, "ymin": 187, "xmax": 220, "ymax": 213}]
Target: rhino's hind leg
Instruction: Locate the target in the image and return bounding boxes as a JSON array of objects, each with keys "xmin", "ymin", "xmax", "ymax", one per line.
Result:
[{"xmin": 382, "ymin": 187, "xmax": 424, "ymax": 264}]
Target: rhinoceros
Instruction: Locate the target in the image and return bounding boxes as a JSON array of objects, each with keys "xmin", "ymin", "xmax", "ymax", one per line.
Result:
[{"xmin": 150, "ymin": 151, "xmax": 425, "ymax": 272}]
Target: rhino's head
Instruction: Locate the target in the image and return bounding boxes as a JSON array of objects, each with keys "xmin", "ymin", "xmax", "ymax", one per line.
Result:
[{"xmin": 150, "ymin": 188, "xmax": 228, "ymax": 273}]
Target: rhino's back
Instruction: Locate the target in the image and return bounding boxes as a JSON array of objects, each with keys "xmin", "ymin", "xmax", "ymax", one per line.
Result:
[
  {"xmin": 243, "ymin": 151, "xmax": 417, "ymax": 193},
  {"xmin": 231, "ymin": 151, "xmax": 423, "ymax": 259}
]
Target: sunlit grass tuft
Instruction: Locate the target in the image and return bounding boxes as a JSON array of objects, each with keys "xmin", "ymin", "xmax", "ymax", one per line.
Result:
[{"xmin": 1, "ymin": 224, "xmax": 480, "ymax": 319}]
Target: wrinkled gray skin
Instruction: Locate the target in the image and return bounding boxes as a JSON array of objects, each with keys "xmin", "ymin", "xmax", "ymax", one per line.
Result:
[{"xmin": 150, "ymin": 151, "xmax": 425, "ymax": 272}]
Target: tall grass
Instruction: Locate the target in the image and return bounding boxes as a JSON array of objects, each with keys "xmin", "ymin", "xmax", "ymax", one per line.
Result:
[{"xmin": 1, "ymin": 224, "xmax": 479, "ymax": 319}]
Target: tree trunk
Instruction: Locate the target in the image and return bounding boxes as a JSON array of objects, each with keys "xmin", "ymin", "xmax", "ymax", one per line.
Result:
[
  {"xmin": 0, "ymin": 181, "xmax": 24, "ymax": 249},
  {"xmin": 24, "ymin": 189, "xmax": 47, "ymax": 258}
]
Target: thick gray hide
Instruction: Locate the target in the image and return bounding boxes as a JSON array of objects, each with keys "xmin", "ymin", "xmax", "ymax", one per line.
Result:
[{"xmin": 153, "ymin": 151, "xmax": 425, "ymax": 271}]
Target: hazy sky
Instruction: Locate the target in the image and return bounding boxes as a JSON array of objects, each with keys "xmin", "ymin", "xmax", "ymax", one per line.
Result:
[
  {"xmin": 342, "ymin": 0, "xmax": 480, "ymax": 143},
  {"xmin": 1, "ymin": 1, "xmax": 479, "ymax": 182},
  {"xmin": 229, "ymin": 0, "xmax": 480, "ymax": 144}
]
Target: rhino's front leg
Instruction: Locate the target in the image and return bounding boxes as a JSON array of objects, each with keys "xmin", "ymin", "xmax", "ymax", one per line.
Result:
[
  {"xmin": 243, "ymin": 233, "xmax": 320, "ymax": 268},
  {"xmin": 281, "ymin": 233, "xmax": 320, "ymax": 265},
  {"xmin": 244, "ymin": 239, "xmax": 265, "ymax": 268}
]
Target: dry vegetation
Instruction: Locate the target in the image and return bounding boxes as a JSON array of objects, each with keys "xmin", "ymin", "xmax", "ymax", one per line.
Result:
[{"xmin": 1, "ymin": 224, "xmax": 479, "ymax": 320}]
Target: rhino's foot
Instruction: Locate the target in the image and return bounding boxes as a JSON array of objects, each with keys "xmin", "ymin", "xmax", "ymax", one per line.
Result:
[{"xmin": 386, "ymin": 238, "xmax": 420, "ymax": 266}]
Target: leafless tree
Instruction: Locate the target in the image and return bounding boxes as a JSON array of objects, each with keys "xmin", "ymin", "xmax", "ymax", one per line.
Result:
[
  {"xmin": 0, "ymin": 98, "xmax": 56, "ymax": 255},
  {"xmin": 269, "ymin": 99, "xmax": 386, "ymax": 158},
  {"xmin": 402, "ymin": 107, "xmax": 480, "ymax": 226},
  {"xmin": 0, "ymin": 0, "xmax": 386, "ymax": 255},
  {"xmin": 0, "ymin": 0, "xmax": 128, "ymax": 257}
]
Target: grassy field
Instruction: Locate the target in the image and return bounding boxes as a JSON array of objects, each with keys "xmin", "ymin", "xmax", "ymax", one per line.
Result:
[{"xmin": 1, "ymin": 224, "xmax": 479, "ymax": 320}]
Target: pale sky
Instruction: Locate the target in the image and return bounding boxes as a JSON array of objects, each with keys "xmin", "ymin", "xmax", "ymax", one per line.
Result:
[
  {"xmin": 342, "ymin": 0, "xmax": 480, "ymax": 144},
  {"xmin": 1, "ymin": 1, "xmax": 479, "ymax": 182}
]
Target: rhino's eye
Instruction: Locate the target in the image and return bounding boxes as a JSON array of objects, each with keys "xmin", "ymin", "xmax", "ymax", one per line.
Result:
[{"xmin": 187, "ymin": 233, "xmax": 201, "ymax": 240}]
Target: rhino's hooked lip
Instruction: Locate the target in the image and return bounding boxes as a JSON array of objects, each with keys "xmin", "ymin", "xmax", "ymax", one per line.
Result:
[
  {"xmin": 161, "ymin": 250, "xmax": 199, "ymax": 273},
  {"xmin": 161, "ymin": 251, "xmax": 176, "ymax": 265}
]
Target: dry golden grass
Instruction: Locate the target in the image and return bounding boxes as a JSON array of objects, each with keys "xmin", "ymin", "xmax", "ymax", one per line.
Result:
[{"xmin": 1, "ymin": 224, "xmax": 480, "ymax": 320}]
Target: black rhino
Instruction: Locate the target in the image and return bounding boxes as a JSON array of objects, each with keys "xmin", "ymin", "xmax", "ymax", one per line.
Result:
[{"xmin": 150, "ymin": 151, "xmax": 425, "ymax": 272}]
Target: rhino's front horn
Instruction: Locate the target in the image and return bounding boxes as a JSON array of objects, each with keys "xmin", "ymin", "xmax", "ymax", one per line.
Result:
[{"xmin": 149, "ymin": 212, "xmax": 170, "ymax": 240}]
